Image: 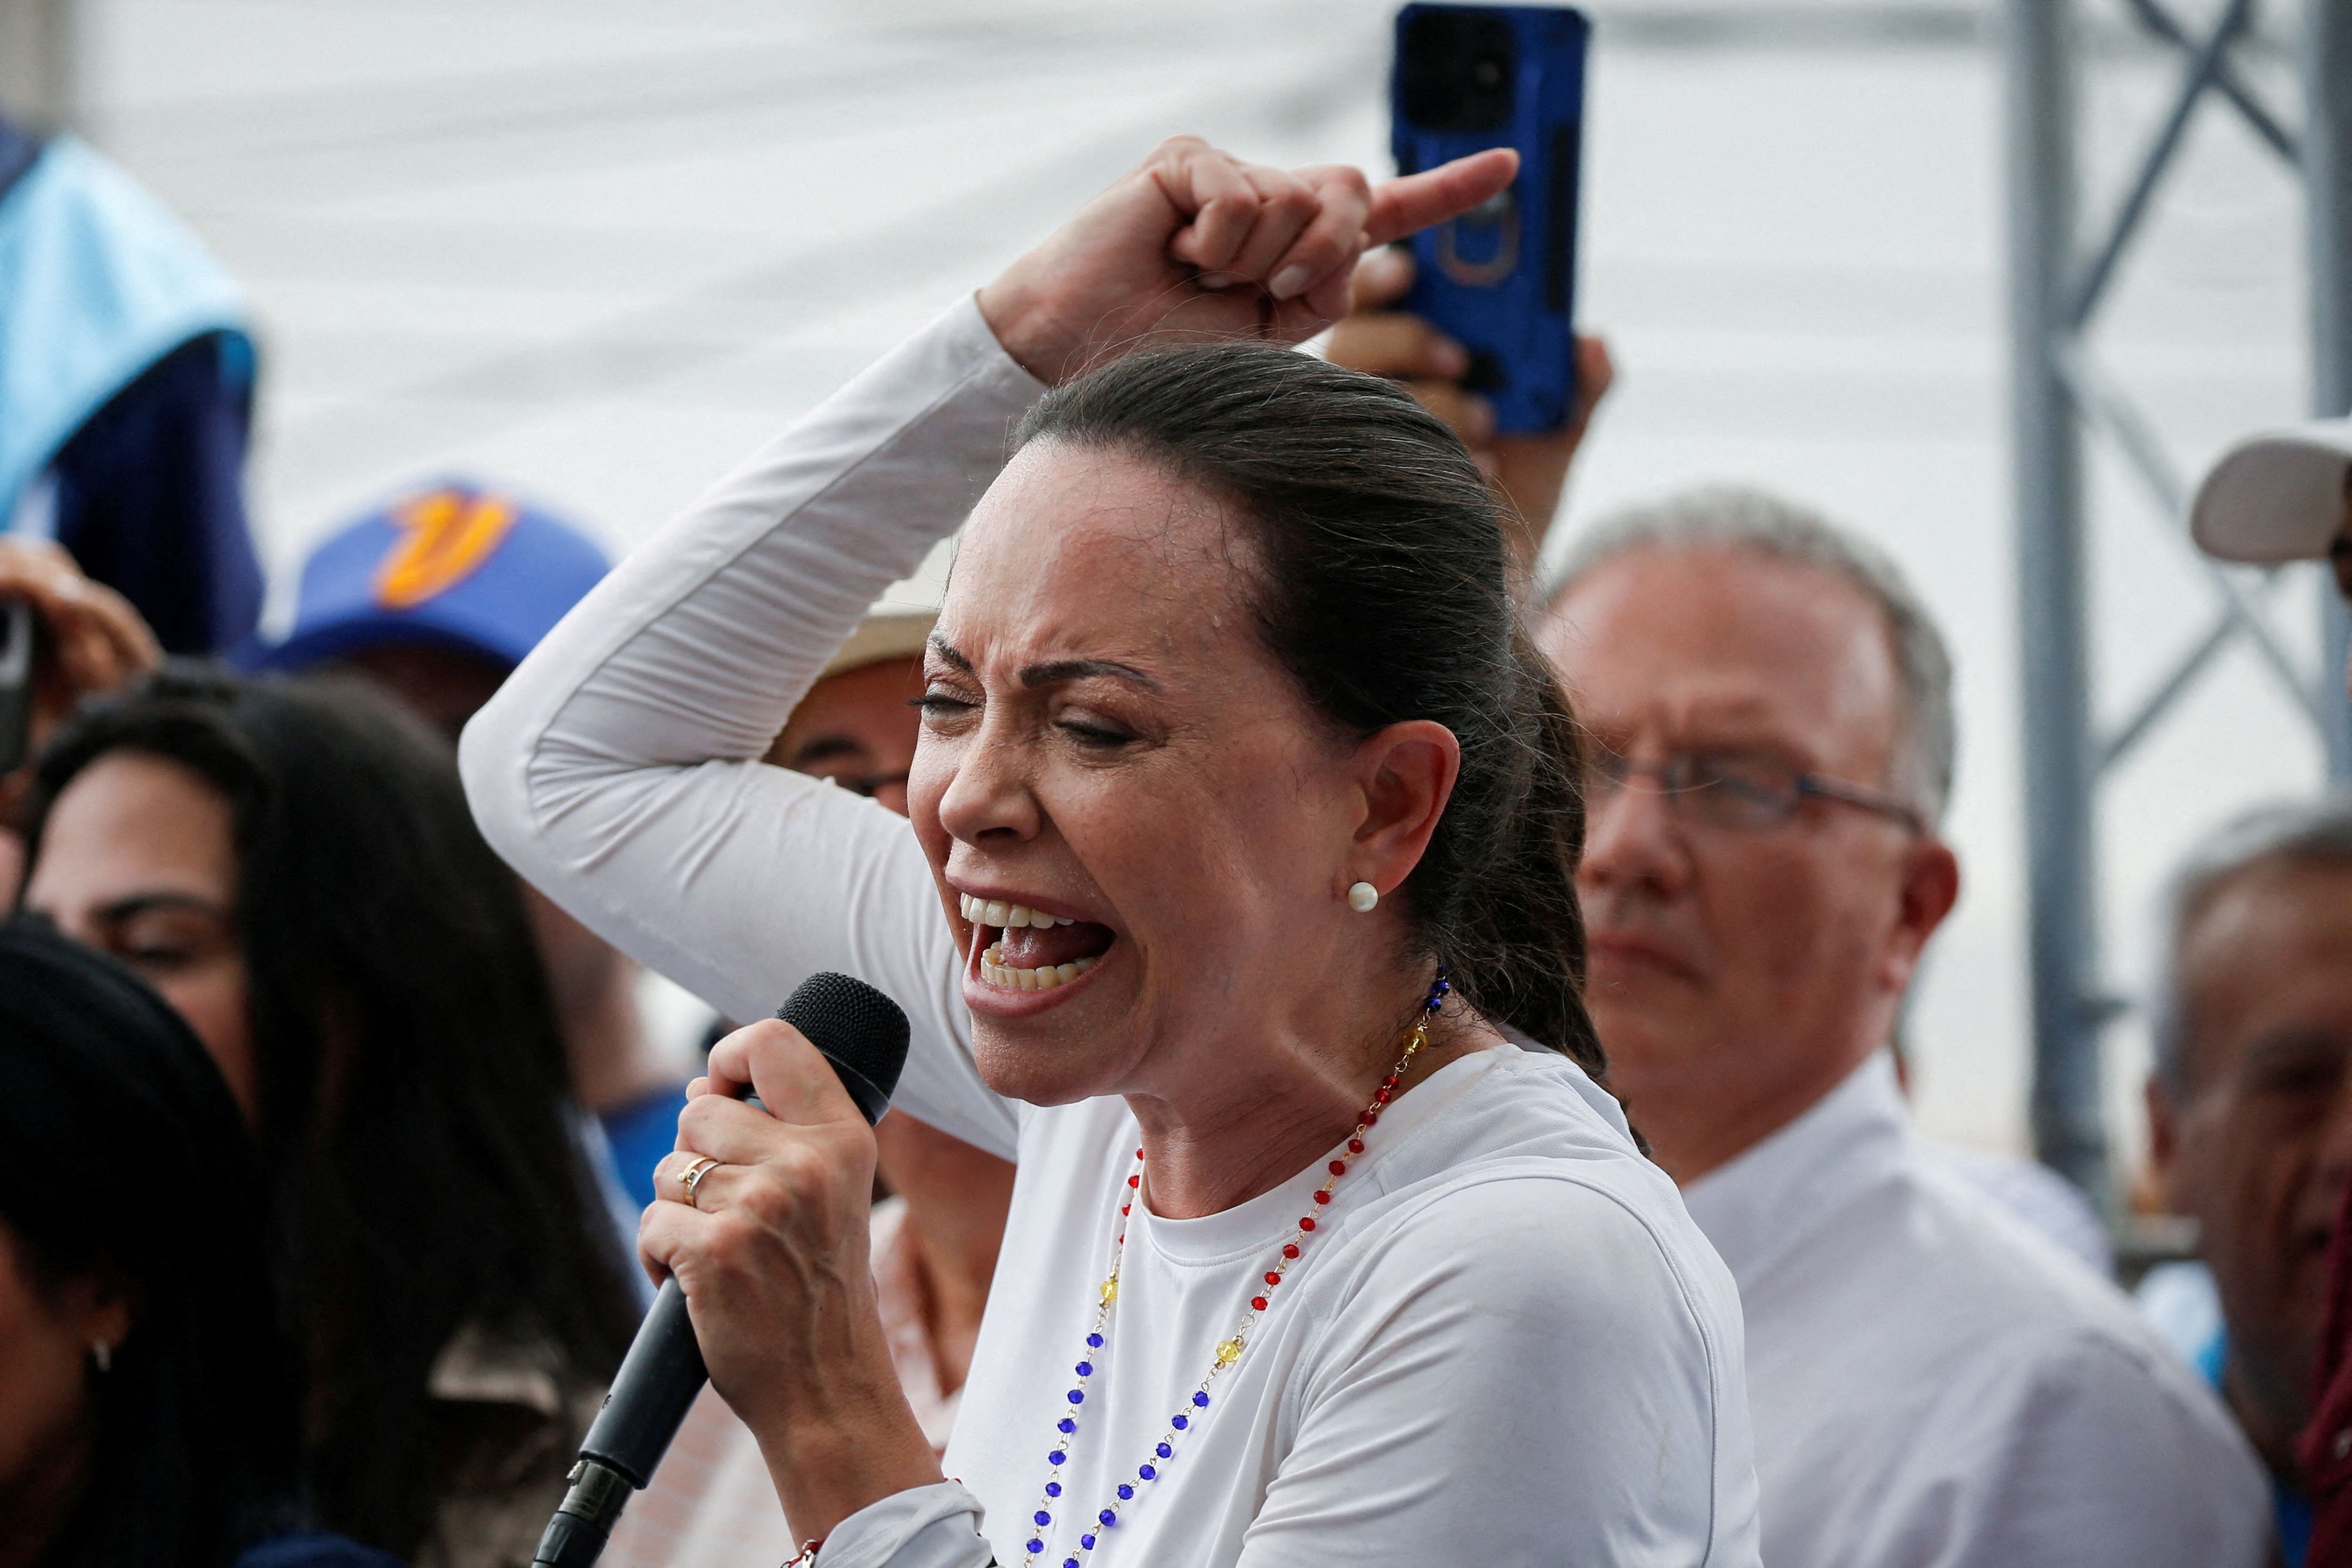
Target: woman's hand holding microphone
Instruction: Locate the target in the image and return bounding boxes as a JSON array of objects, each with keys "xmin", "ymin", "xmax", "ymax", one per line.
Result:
[{"xmin": 643, "ymin": 1016, "xmax": 941, "ymax": 1543}]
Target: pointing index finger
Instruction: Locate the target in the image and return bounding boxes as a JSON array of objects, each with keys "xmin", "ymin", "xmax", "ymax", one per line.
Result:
[{"xmin": 1364, "ymin": 147, "xmax": 1520, "ymax": 248}]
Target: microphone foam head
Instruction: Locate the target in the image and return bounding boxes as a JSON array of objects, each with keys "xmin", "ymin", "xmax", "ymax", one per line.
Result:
[{"xmin": 775, "ymin": 972, "xmax": 910, "ymax": 1120}]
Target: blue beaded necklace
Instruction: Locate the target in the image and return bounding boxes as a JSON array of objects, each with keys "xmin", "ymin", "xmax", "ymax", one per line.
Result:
[{"xmin": 1018, "ymin": 973, "xmax": 1451, "ymax": 1567}]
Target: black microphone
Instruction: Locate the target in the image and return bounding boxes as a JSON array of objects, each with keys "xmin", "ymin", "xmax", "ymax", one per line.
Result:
[{"xmin": 533, "ymin": 972, "xmax": 911, "ymax": 1567}]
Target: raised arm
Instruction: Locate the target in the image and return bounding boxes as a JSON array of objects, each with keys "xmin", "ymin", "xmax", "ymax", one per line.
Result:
[
  {"xmin": 462, "ymin": 137, "xmax": 1520, "ymax": 1169},
  {"xmin": 460, "ymin": 294, "xmax": 1036, "ymax": 1156}
]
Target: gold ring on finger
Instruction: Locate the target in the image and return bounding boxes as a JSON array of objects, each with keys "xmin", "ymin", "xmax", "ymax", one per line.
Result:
[{"xmin": 680, "ymin": 1155, "xmax": 721, "ymax": 1209}]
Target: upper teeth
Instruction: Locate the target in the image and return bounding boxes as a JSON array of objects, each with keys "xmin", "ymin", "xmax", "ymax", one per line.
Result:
[{"xmin": 959, "ymin": 893, "xmax": 1076, "ymax": 929}]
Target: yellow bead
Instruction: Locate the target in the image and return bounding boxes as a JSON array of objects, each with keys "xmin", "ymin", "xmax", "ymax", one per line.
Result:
[
  {"xmin": 1100, "ymin": 1276, "xmax": 1119, "ymax": 1304},
  {"xmin": 1215, "ymin": 1336, "xmax": 1244, "ymax": 1367}
]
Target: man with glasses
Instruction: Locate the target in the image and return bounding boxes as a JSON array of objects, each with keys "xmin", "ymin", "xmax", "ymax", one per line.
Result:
[{"xmin": 1538, "ymin": 484, "xmax": 2266, "ymax": 1568}]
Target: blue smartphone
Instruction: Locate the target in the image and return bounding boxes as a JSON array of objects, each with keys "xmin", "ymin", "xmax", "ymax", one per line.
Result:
[{"xmin": 1390, "ymin": 3, "xmax": 1590, "ymax": 434}]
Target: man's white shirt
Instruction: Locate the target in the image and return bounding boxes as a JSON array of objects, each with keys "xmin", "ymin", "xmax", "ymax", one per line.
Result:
[{"xmin": 1683, "ymin": 1051, "xmax": 2270, "ymax": 1567}]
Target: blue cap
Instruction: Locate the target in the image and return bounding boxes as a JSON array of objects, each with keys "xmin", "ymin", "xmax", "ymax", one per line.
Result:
[{"xmin": 252, "ymin": 480, "xmax": 609, "ymax": 674}]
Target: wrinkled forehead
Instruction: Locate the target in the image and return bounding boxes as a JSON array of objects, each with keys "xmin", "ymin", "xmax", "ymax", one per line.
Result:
[
  {"xmin": 2183, "ymin": 857, "xmax": 2352, "ymax": 970},
  {"xmin": 939, "ymin": 439, "xmax": 1264, "ymax": 671},
  {"xmin": 1546, "ymin": 544, "xmax": 1903, "ymax": 760},
  {"xmin": 2173, "ymin": 858, "xmax": 2352, "ymax": 1076}
]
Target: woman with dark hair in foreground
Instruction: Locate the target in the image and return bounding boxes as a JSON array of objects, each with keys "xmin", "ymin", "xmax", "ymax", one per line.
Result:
[
  {"xmin": 0, "ymin": 918, "xmax": 395, "ymax": 1568},
  {"xmin": 18, "ymin": 670, "xmax": 640, "ymax": 1568},
  {"xmin": 466, "ymin": 137, "xmax": 1761, "ymax": 1565}
]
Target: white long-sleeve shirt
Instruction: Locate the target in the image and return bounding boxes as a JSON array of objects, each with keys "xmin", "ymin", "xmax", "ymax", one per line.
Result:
[
  {"xmin": 461, "ymin": 295, "xmax": 1761, "ymax": 1567},
  {"xmin": 1683, "ymin": 1052, "xmax": 2269, "ymax": 1568}
]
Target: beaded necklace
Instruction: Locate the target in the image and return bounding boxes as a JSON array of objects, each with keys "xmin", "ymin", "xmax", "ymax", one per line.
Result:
[{"xmin": 1018, "ymin": 972, "xmax": 1452, "ymax": 1567}]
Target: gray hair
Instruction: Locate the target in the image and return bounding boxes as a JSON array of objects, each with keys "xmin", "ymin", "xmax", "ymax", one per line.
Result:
[
  {"xmin": 2151, "ymin": 796, "xmax": 2352, "ymax": 1092},
  {"xmin": 1540, "ymin": 484, "xmax": 1957, "ymax": 821}
]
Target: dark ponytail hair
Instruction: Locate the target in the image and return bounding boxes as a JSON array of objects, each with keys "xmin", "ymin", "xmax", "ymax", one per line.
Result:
[{"xmin": 1014, "ymin": 342, "xmax": 1604, "ymax": 1078}]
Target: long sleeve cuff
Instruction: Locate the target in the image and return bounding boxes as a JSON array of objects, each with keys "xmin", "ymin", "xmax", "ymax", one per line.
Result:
[{"xmin": 816, "ymin": 1482, "xmax": 995, "ymax": 1568}]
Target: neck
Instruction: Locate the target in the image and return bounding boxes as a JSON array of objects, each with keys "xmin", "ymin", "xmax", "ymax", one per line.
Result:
[
  {"xmin": 0, "ymin": 1400, "xmax": 93, "ymax": 1568},
  {"xmin": 2222, "ymin": 1349, "xmax": 2311, "ymax": 1492},
  {"xmin": 1626, "ymin": 1034, "xmax": 1883, "ymax": 1187},
  {"xmin": 558, "ymin": 965, "xmax": 673, "ymax": 1114},
  {"xmin": 1126, "ymin": 982, "xmax": 1490, "ymax": 1219}
]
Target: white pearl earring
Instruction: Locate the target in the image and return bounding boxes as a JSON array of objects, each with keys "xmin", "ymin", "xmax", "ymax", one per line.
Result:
[
  {"xmin": 1347, "ymin": 881, "xmax": 1378, "ymax": 913},
  {"xmin": 90, "ymin": 1340, "xmax": 112, "ymax": 1374}
]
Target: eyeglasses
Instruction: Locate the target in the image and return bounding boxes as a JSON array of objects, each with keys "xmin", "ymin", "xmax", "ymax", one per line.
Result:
[{"xmin": 1586, "ymin": 749, "xmax": 1927, "ymax": 835}]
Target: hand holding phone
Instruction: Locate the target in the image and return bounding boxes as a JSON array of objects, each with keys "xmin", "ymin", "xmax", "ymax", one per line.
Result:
[{"xmin": 1328, "ymin": 246, "xmax": 1614, "ymax": 573}]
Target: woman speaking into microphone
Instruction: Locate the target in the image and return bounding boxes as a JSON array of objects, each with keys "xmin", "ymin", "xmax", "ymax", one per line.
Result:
[{"xmin": 463, "ymin": 136, "xmax": 1759, "ymax": 1566}]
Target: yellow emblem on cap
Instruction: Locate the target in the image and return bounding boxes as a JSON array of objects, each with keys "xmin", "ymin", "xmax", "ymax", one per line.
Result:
[{"xmin": 373, "ymin": 488, "xmax": 518, "ymax": 610}]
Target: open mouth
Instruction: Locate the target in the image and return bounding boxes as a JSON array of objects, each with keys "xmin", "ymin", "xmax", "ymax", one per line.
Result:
[{"xmin": 959, "ymin": 893, "xmax": 1117, "ymax": 992}]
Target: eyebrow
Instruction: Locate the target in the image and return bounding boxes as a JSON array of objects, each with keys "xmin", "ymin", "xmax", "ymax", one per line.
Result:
[
  {"xmin": 2241, "ymin": 1027, "xmax": 2350, "ymax": 1071},
  {"xmin": 927, "ymin": 636, "xmax": 1162, "ymax": 693},
  {"xmin": 787, "ymin": 734, "xmax": 869, "ymax": 767},
  {"xmin": 1584, "ymin": 723, "xmax": 1801, "ymax": 757},
  {"xmin": 1020, "ymin": 659, "xmax": 1161, "ymax": 692}
]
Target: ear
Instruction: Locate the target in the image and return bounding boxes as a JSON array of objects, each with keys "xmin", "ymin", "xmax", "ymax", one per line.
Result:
[
  {"xmin": 58, "ymin": 1266, "xmax": 136, "ymax": 1363},
  {"xmin": 1345, "ymin": 720, "xmax": 1461, "ymax": 900},
  {"xmin": 1878, "ymin": 833, "xmax": 1960, "ymax": 992}
]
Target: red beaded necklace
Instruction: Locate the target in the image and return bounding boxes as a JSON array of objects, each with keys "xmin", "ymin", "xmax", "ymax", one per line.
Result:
[{"xmin": 1018, "ymin": 972, "xmax": 1451, "ymax": 1567}]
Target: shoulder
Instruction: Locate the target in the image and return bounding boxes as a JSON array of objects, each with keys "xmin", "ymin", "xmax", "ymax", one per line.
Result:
[
  {"xmin": 1957, "ymin": 1289, "xmax": 2250, "ymax": 1470},
  {"xmin": 1337, "ymin": 1046, "xmax": 1739, "ymax": 1340},
  {"xmin": 1881, "ymin": 1154, "xmax": 2159, "ymax": 1342},
  {"xmin": 1773, "ymin": 1138, "xmax": 2118, "ymax": 1332},
  {"xmin": 1915, "ymin": 1140, "xmax": 2112, "ymax": 1269},
  {"xmin": 1282, "ymin": 1166, "xmax": 1757, "ymax": 1554},
  {"xmin": 1912, "ymin": 1315, "xmax": 2272, "ymax": 1555},
  {"xmin": 1828, "ymin": 1154, "xmax": 2246, "ymax": 1454},
  {"xmin": 1319, "ymin": 1164, "xmax": 1743, "ymax": 1406},
  {"xmin": 1377, "ymin": 1165, "xmax": 1690, "ymax": 1283},
  {"xmin": 1383, "ymin": 1042, "xmax": 1654, "ymax": 1184}
]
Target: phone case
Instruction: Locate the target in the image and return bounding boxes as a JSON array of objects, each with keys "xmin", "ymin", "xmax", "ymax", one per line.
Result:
[{"xmin": 1390, "ymin": 3, "xmax": 1590, "ymax": 434}]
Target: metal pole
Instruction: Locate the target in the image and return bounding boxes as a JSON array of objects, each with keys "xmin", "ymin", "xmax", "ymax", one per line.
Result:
[
  {"xmin": 0, "ymin": 0, "xmax": 77, "ymax": 133},
  {"xmin": 2310, "ymin": 0, "xmax": 2352, "ymax": 765},
  {"xmin": 2007, "ymin": 0, "xmax": 2107, "ymax": 1199}
]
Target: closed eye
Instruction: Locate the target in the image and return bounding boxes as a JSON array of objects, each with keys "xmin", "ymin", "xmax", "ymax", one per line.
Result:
[
  {"xmin": 120, "ymin": 942, "xmax": 203, "ymax": 973},
  {"xmin": 1058, "ymin": 718, "xmax": 1135, "ymax": 748}
]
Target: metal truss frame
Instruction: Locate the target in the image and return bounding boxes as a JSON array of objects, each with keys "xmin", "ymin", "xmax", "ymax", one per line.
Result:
[{"xmin": 2005, "ymin": 0, "xmax": 2352, "ymax": 1200}]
